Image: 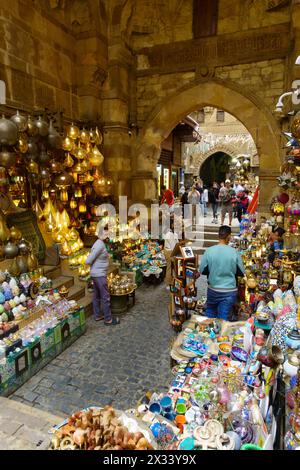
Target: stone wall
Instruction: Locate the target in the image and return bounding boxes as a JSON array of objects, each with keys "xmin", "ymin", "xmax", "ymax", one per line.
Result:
[
  {"xmin": 136, "ymin": 59, "xmax": 286, "ymax": 127},
  {"xmin": 137, "ymin": 71, "xmax": 196, "ymax": 125},
  {"xmin": 0, "ymin": 0, "xmax": 107, "ymax": 120}
]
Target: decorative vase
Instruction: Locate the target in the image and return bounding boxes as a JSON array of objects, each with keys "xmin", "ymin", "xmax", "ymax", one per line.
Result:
[{"xmin": 18, "ymin": 238, "xmax": 30, "ymax": 255}]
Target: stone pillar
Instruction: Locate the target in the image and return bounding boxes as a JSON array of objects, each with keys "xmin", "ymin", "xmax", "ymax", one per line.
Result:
[
  {"xmin": 258, "ymin": 170, "xmax": 280, "ymax": 218},
  {"xmin": 101, "ymin": 39, "xmax": 135, "ymax": 203}
]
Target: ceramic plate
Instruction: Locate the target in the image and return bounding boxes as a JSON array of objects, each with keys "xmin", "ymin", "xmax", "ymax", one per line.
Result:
[{"xmin": 230, "ymin": 346, "xmax": 249, "ymax": 363}]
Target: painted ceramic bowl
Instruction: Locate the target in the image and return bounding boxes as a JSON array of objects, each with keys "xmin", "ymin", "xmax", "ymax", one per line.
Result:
[
  {"xmin": 230, "ymin": 346, "xmax": 249, "ymax": 363},
  {"xmin": 218, "ymin": 342, "xmax": 232, "ymax": 356}
]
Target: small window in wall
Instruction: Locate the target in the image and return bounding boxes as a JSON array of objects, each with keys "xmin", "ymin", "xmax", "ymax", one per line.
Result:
[
  {"xmin": 216, "ymin": 110, "xmax": 225, "ymax": 122},
  {"xmin": 193, "ymin": 0, "xmax": 219, "ymax": 38},
  {"xmin": 197, "ymin": 109, "xmax": 205, "ymax": 123}
]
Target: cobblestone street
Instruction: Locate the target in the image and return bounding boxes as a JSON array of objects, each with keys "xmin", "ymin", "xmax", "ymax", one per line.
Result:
[{"xmin": 10, "ymin": 283, "xmax": 176, "ymax": 417}]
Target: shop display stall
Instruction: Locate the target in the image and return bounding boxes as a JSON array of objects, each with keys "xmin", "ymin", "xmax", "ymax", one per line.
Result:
[{"xmin": 0, "ymin": 268, "xmax": 86, "ymax": 397}]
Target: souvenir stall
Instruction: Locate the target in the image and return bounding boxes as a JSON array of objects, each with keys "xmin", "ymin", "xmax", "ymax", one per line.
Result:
[{"xmin": 0, "ymin": 208, "xmax": 86, "ymax": 396}]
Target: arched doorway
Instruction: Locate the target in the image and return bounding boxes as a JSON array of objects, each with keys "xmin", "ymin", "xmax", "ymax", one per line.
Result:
[
  {"xmin": 133, "ymin": 79, "xmax": 281, "ymax": 214},
  {"xmin": 200, "ymin": 152, "xmax": 231, "ymax": 187}
]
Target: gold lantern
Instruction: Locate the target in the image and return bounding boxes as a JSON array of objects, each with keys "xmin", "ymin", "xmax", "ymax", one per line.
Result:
[
  {"xmin": 74, "ymin": 145, "xmax": 86, "ymax": 160},
  {"xmin": 54, "ymin": 171, "xmax": 74, "ymax": 189},
  {"xmin": 70, "ymin": 197, "xmax": 77, "ymax": 210},
  {"xmin": 67, "ymin": 123, "xmax": 79, "ymax": 140},
  {"xmin": 61, "ymin": 240, "xmax": 72, "ymax": 256},
  {"xmin": 17, "ymin": 133, "xmax": 29, "ymax": 153},
  {"xmin": 73, "ymin": 160, "xmax": 88, "ymax": 174},
  {"xmin": 60, "ymin": 190, "xmax": 68, "ymax": 202},
  {"xmin": 63, "ymin": 152, "xmax": 74, "ymax": 168},
  {"xmin": 78, "ymin": 199, "xmax": 87, "ymax": 213},
  {"xmin": 33, "ymin": 201, "xmax": 44, "ymax": 221},
  {"xmin": 27, "ymin": 159, "xmax": 39, "ymax": 174},
  {"xmin": 62, "ymin": 136, "xmax": 74, "ymax": 152},
  {"xmin": 79, "ymin": 128, "xmax": 90, "ymax": 144},
  {"xmin": 74, "ymin": 186, "xmax": 83, "ymax": 198},
  {"xmin": 45, "ymin": 211, "xmax": 56, "ymax": 231},
  {"xmin": 86, "ymin": 172, "xmax": 94, "ymax": 182},
  {"xmin": 95, "ymin": 127, "xmax": 103, "ymax": 145},
  {"xmin": 89, "ymin": 145, "xmax": 104, "ymax": 166},
  {"xmin": 42, "ymin": 189, "xmax": 49, "ymax": 199}
]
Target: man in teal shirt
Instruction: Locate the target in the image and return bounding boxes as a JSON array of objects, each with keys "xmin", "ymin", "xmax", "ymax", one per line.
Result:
[{"xmin": 199, "ymin": 225, "xmax": 245, "ymax": 321}]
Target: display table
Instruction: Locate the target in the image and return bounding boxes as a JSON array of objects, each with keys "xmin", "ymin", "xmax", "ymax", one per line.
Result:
[{"xmin": 0, "ymin": 307, "xmax": 86, "ymax": 397}]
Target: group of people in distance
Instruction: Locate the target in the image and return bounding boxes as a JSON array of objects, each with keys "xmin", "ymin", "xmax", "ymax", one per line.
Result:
[{"xmin": 160, "ymin": 179, "xmax": 253, "ymax": 226}]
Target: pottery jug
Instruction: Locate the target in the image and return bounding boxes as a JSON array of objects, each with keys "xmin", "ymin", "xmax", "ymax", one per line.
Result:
[
  {"xmin": 9, "ymin": 226, "xmax": 22, "ymax": 242},
  {"xmin": 0, "ymin": 115, "xmax": 18, "ymax": 146}
]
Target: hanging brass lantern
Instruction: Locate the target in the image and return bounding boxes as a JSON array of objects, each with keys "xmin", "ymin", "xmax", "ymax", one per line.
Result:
[
  {"xmin": 67, "ymin": 123, "xmax": 80, "ymax": 140},
  {"xmin": 73, "ymin": 160, "xmax": 88, "ymax": 174},
  {"xmin": 85, "ymin": 186, "xmax": 92, "ymax": 196},
  {"xmin": 70, "ymin": 197, "xmax": 77, "ymax": 210},
  {"xmin": 78, "ymin": 199, "xmax": 87, "ymax": 213},
  {"xmin": 79, "ymin": 128, "xmax": 89, "ymax": 144},
  {"xmin": 60, "ymin": 190, "xmax": 69, "ymax": 202},
  {"xmin": 34, "ymin": 200, "xmax": 44, "ymax": 221},
  {"xmin": 89, "ymin": 145, "xmax": 104, "ymax": 166},
  {"xmin": 27, "ymin": 159, "xmax": 39, "ymax": 174},
  {"xmin": 95, "ymin": 127, "xmax": 103, "ymax": 145},
  {"xmin": 89, "ymin": 129, "xmax": 97, "ymax": 143},
  {"xmin": 64, "ymin": 152, "xmax": 74, "ymax": 168},
  {"xmin": 17, "ymin": 133, "xmax": 29, "ymax": 153},
  {"xmin": 42, "ymin": 189, "xmax": 49, "ymax": 199},
  {"xmin": 26, "ymin": 115, "xmax": 38, "ymax": 136},
  {"xmin": 54, "ymin": 171, "xmax": 74, "ymax": 189},
  {"xmin": 49, "ymin": 159, "xmax": 62, "ymax": 174},
  {"xmin": 74, "ymin": 186, "xmax": 83, "ymax": 198},
  {"xmin": 74, "ymin": 145, "xmax": 86, "ymax": 160},
  {"xmin": 62, "ymin": 136, "xmax": 74, "ymax": 152},
  {"xmin": 86, "ymin": 172, "xmax": 94, "ymax": 182}
]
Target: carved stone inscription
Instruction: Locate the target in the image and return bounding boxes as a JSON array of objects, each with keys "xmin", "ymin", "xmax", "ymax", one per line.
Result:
[{"xmin": 138, "ymin": 23, "xmax": 291, "ymax": 73}]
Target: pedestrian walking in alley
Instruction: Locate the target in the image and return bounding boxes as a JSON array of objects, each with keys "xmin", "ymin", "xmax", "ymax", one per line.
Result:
[
  {"xmin": 188, "ymin": 185, "xmax": 201, "ymax": 225},
  {"xmin": 219, "ymin": 179, "xmax": 236, "ymax": 226},
  {"xmin": 209, "ymin": 182, "xmax": 220, "ymax": 224}
]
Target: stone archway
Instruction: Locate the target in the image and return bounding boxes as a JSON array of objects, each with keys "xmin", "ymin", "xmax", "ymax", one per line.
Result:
[
  {"xmin": 132, "ymin": 78, "xmax": 281, "ymax": 213},
  {"xmin": 191, "ymin": 143, "xmax": 245, "ymax": 176}
]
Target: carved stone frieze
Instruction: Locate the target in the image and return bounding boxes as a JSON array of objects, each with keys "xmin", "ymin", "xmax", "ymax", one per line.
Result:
[{"xmin": 138, "ymin": 23, "xmax": 292, "ymax": 74}]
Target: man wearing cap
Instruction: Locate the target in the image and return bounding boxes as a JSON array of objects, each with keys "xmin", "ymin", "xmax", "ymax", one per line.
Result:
[{"xmin": 219, "ymin": 180, "xmax": 236, "ymax": 226}]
